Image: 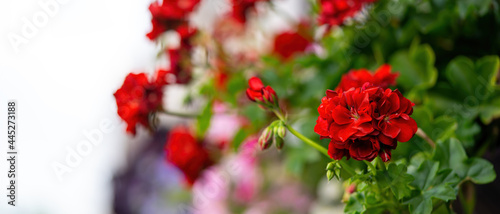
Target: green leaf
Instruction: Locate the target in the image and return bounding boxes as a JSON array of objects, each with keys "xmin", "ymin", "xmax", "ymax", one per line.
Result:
[
  {"xmin": 457, "ymin": 0, "xmax": 492, "ymax": 19},
  {"xmin": 433, "ymin": 138, "xmax": 497, "ymax": 183},
  {"xmin": 444, "ymin": 56, "xmax": 499, "ymax": 100},
  {"xmin": 406, "ymin": 196, "xmax": 433, "ymax": 214},
  {"xmin": 345, "ymin": 193, "xmax": 366, "ymax": 214},
  {"xmin": 406, "ymin": 159, "xmax": 458, "ymax": 214},
  {"xmin": 410, "ymin": 160, "xmax": 439, "ymax": 190},
  {"xmin": 375, "ymin": 163, "xmax": 414, "ymax": 200},
  {"xmin": 195, "ymin": 99, "xmax": 213, "ymax": 137},
  {"xmin": 479, "ymin": 88, "xmax": 500, "ymax": 124},
  {"xmin": 389, "ymin": 44, "xmax": 437, "ymax": 92},
  {"xmin": 464, "ymin": 158, "xmax": 496, "ymax": 184}
]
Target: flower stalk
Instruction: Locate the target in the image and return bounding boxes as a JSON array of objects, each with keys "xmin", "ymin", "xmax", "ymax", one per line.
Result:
[
  {"xmin": 416, "ymin": 128, "xmax": 436, "ymax": 148},
  {"xmin": 159, "ymin": 109, "xmax": 200, "ymax": 118},
  {"xmin": 285, "ymin": 124, "xmax": 330, "ymax": 157}
]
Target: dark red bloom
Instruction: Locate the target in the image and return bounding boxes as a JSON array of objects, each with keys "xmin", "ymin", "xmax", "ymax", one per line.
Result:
[
  {"xmin": 348, "ymin": 137, "xmax": 380, "ymax": 161},
  {"xmin": 114, "ymin": 73, "xmax": 166, "ymax": 135},
  {"xmin": 230, "ymin": 0, "xmax": 270, "ymax": 24},
  {"xmin": 156, "ymin": 26, "xmax": 197, "ymax": 85},
  {"xmin": 176, "ymin": 25, "xmax": 198, "ymax": 49},
  {"xmin": 318, "ymin": 0, "xmax": 376, "ymax": 28},
  {"xmin": 164, "ymin": 126, "xmax": 213, "ymax": 185},
  {"xmin": 166, "ymin": 48, "xmax": 193, "ymax": 84},
  {"xmin": 373, "ymin": 88, "xmax": 417, "ymax": 144},
  {"xmin": 146, "ymin": 0, "xmax": 201, "ymax": 40},
  {"xmin": 315, "ymin": 83, "xmax": 416, "ymax": 162},
  {"xmin": 337, "ymin": 64, "xmax": 398, "ymax": 91},
  {"xmin": 246, "ymin": 77, "xmax": 277, "ymax": 105},
  {"xmin": 273, "ymin": 31, "xmax": 311, "ymax": 60}
]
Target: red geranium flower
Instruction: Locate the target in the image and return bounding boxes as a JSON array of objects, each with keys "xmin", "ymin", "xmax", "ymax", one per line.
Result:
[
  {"xmin": 246, "ymin": 77, "xmax": 277, "ymax": 105},
  {"xmin": 318, "ymin": 0, "xmax": 376, "ymax": 28},
  {"xmin": 146, "ymin": 0, "xmax": 201, "ymax": 40},
  {"xmin": 273, "ymin": 31, "xmax": 311, "ymax": 60},
  {"xmin": 230, "ymin": 0, "xmax": 270, "ymax": 24},
  {"xmin": 164, "ymin": 126, "xmax": 213, "ymax": 185},
  {"xmin": 336, "ymin": 64, "xmax": 398, "ymax": 91},
  {"xmin": 315, "ymin": 84, "xmax": 417, "ymax": 162},
  {"xmin": 114, "ymin": 73, "xmax": 166, "ymax": 135},
  {"xmin": 166, "ymin": 48, "xmax": 193, "ymax": 84}
]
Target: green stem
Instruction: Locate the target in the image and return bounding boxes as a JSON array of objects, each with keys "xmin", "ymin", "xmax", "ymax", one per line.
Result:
[
  {"xmin": 159, "ymin": 109, "xmax": 199, "ymax": 118},
  {"xmin": 416, "ymin": 128, "xmax": 436, "ymax": 148},
  {"xmin": 285, "ymin": 124, "xmax": 330, "ymax": 158},
  {"xmin": 375, "ymin": 157, "xmax": 386, "ymax": 172},
  {"xmin": 363, "ymin": 160, "xmax": 377, "ymax": 175},
  {"xmin": 273, "ymin": 109, "xmax": 286, "ymax": 122},
  {"xmin": 339, "ymin": 159, "xmax": 356, "ymax": 176}
]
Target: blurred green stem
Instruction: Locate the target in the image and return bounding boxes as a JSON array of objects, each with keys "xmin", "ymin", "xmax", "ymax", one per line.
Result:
[
  {"xmin": 416, "ymin": 128, "xmax": 436, "ymax": 148},
  {"xmin": 159, "ymin": 109, "xmax": 199, "ymax": 118},
  {"xmin": 285, "ymin": 124, "xmax": 330, "ymax": 158},
  {"xmin": 364, "ymin": 160, "xmax": 377, "ymax": 175}
]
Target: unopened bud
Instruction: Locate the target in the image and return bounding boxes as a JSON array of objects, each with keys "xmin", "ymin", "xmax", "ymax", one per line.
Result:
[
  {"xmin": 274, "ymin": 134, "xmax": 284, "ymax": 150},
  {"xmin": 326, "ymin": 162, "xmax": 335, "ymax": 171},
  {"xmin": 259, "ymin": 126, "xmax": 273, "ymax": 150},
  {"xmin": 326, "ymin": 170, "xmax": 335, "ymax": 181},
  {"xmin": 275, "ymin": 122, "xmax": 286, "ymax": 139}
]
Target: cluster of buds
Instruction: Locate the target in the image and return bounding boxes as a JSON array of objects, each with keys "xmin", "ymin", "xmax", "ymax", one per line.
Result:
[
  {"xmin": 326, "ymin": 161, "xmax": 341, "ymax": 181},
  {"xmin": 258, "ymin": 120, "xmax": 286, "ymax": 150}
]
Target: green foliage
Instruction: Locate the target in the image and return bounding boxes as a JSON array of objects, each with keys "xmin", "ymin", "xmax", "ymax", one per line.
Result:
[
  {"xmin": 195, "ymin": 99, "xmax": 213, "ymax": 138},
  {"xmin": 214, "ymin": 0, "xmax": 500, "ymax": 213},
  {"xmin": 389, "ymin": 43, "xmax": 437, "ymax": 95},
  {"xmin": 376, "ymin": 163, "xmax": 414, "ymax": 200}
]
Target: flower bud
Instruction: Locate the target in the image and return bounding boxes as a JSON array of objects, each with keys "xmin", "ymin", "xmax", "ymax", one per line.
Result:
[
  {"xmin": 326, "ymin": 170, "xmax": 335, "ymax": 181},
  {"xmin": 258, "ymin": 126, "xmax": 273, "ymax": 150},
  {"xmin": 274, "ymin": 134, "xmax": 284, "ymax": 150},
  {"xmin": 326, "ymin": 162, "xmax": 335, "ymax": 171},
  {"xmin": 275, "ymin": 122, "xmax": 286, "ymax": 139}
]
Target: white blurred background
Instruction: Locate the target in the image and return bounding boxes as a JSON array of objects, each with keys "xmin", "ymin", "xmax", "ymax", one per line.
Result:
[
  {"xmin": 0, "ymin": 0, "xmax": 156, "ymax": 213},
  {"xmin": 0, "ymin": 0, "xmax": 307, "ymax": 213}
]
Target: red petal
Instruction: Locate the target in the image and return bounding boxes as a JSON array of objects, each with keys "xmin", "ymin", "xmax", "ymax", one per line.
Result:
[
  {"xmin": 393, "ymin": 117, "xmax": 418, "ymax": 142},
  {"xmin": 330, "ymin": 123, "xmax": 357, "ymax": 142},
  {"xmin": 332, "ymin": 106, "xmax": 352, "ymax": 125},
  {"xmin": 248, "ymin": 77, "xmax": 264, "ymax": 91},
  {"xmin": 381, "ymin": 121, "xmax": 401, "ymax": 138}
]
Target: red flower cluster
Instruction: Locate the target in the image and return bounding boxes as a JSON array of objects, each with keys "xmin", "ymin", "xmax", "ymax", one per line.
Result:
[
  {"xmin": 146, "ymin": 0, "xmax": 201, "ymax": 40},
  {"xmin": 246, "ymin": 77, "xmax": 277, "ymax": 105},
  {"xmin": 273, "ymin": 31, "xmax": 311, "ymax": 60},
  {"xmin": 230, "ymin": 0, "xmax": 270, "ymax": 24},
  {"xmin": 318, "ymin": 0, "xmax": 376, "ymax": 28},
  {"xmin": 150, "ymin": 24, "xmax": 197, "ymax": 85},
  {"xmin": 315, "ymin": 79, "xmax": 417, "ymax": 162},
  {"xmin": 164, "ymin": 126, "xmax": 213, "ymax": 185},
  {"xmin": 114, "ymin": 72, "xmax": 166, "ymax": 135},
  {"xmin": 336, "ymin": 64, "xmax": 398, "ymax": 91}
]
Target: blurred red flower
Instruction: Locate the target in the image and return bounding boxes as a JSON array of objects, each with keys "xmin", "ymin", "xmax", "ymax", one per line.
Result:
[
  {"xmin": 114, "ymin": 73, "xmax": 166, "ymax": 135},
  {"xmin": 336, "ymin": 64, "xmax": 398, "ymax": 91},
  {"xmin": 273, "ymin": 31, "xmax": 311, "ymax": 60},
  {"xmin": 146, "ymin": 0, "xmax": 201, "ymax": 40},
  {"xmin": 164, "ymin": 126, "xmax": 213, "ymax": 185},
  {"xmin": 315, "ymin": 84, "xmax": 416, "ymax": 162},
  {"xmin": 318, "ymin": 0, "xmax": 376, "ymax": 28},
  {"xmin": 230, "ymin": 0, "xmax": 270, "ymax": 24},
  {"xmin": 246, "ymin": 77, "xmax": 277, "ymax": 105}
]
